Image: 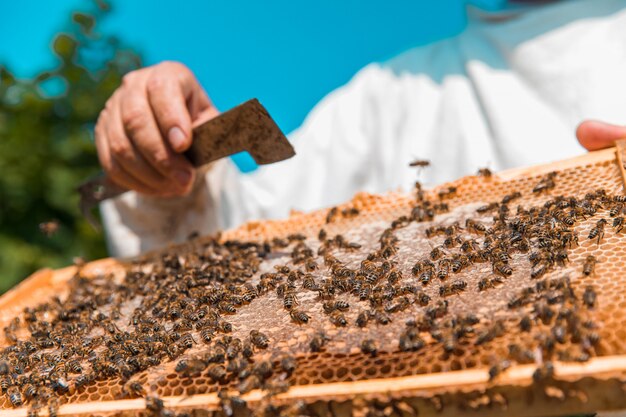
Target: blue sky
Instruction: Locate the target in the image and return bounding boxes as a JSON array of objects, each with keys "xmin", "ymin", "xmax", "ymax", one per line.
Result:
[{"xmin": 1, "ymin": 0, "xmax": 483, "ymax": 170}]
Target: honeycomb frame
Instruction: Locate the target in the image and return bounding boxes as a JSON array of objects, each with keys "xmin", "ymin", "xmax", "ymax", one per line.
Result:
[{"xmin": 1, "ymin": 146, "xmax": 626, "ymax": 417}]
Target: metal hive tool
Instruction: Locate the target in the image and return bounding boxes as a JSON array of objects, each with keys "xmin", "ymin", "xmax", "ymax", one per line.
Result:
[{"xmin": 2, "ymin": 143, "xmax": 626, "ymax": 417}]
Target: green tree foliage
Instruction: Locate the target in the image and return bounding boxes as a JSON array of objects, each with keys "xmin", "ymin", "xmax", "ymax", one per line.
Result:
[{"xmin": 0, "ymin": 3, "xmax": 141, "ymax": 293}]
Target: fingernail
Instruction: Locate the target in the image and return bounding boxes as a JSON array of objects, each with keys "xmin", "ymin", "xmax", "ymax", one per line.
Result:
[
  {"xmin": 169, "ymin": 126, "xmax": 187, "ymax": 151},
  {"xmin": 174, "ymin": 169, "xmax": 192, "ymax": 187}
]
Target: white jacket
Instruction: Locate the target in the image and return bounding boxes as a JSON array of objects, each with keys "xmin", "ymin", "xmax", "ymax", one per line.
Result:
[{"xmin": 102, "ymin": 0, "xmax": 626, "ymax": 257}]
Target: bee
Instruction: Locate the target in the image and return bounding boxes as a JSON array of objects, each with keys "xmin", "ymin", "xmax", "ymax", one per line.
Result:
[
  {"xmin": 356, "ymin": 311, "xmax": 370, "ymax": 327},
  {"xmin": 552, "ymin": 325, "xmax": 567, "ymax": 344},
  {"xmin": 175, "ymin": 358, "xmax": 207, "ymax": 376},
  {"xmin": 417, "ymin": 292, "xmax": 431, "ymax": 306},
  {"xmin": 531, "ymin": 264, "xmax": 549, "ymax": 279},
  {"xmin": 520, "ymin": 315, "xmax": 532, "ymax": 332},
  {"xmin": 508, "ymin": 344, "xmax": 535, "ymax": 363},
  {"xmin": 430, "ymin": 246, "xmax": 446, "ymax": 260},
  {"xmin": 124, "ymin": 380, "xmax": 145, "ymax": 397},
  {"xmin": 145, "ymin": 396, "xmax": 164, "ymax": 415},
  {"xmin": 532, "ymin": 174, "xmax": 556, "ymax": 194},
  {"xmin": 283, "ymin": 291, "xmax": 298, "ymax": 311},
  {"xmin": 477, "ymin": 202, "xmax": 499, "ymax": 213},
  {"xmin": 501, "ymin": 192, "xmax": 522, "ymax": 204},
  {"xmin": 67, "ymin": 360, "xmax": 82, "ymax": 374},
  {"xmin": 439, "ymin": 280, "xmax": 467, "ymax": 297},
  {"xmin": 610, "ymin": 203, "xmax": 624, "ymax": 217},
  {"xmin": 329, "ymin": 312, "xmax": 347, "ymax": 327},
  {"xmin": 48, "ymin": 398, "xmax": 59, "ymax": 417},
  {"xmin": 279, "ymin": 355, "xmax": 297, "ymax": 375},
  {"xmin": 582, "ymin": 255, "xmax": 597, "ymax": 276},
  {"xmin": 326, "ymin": 207, "xmax": 339, "ymax": 224},
  {"xmin": 374, "ymin": 310, "xmax": 392, "ymax": 325},
  {"xmin": 38, "ymin": 220, "xmax": 60, "ymax": 237},
  {"xmin": 207, "ymin": 364, "xmax": 227, "ymax": 382},
  {"xmin": 438, "ymin": 186, "xmax": 457, "ymax": 199},
  {"xmin": 179, "ymin": 333, "xmax": 196, "ymax": 349},
  {"xmin": 241, "ymin": 341, "xmax": 254, "ymax": 358},
  {"xmin": 583, "ymin": 286, "xmax": 596, "ymax": 308},
  {"xmin": 399, "ymin": 329, "xmax": 425, "ymax": 352},
  {"xmin": 488, "ymin": 360, "xmax": 511, "ymax": 381},
  {"xmin": 238, "ymin": 375, "xmax": 261, "ymax": 394},
  {"xmin": 478, "ymin": 277, "xmax": 501, "ymax": 291},
  {"xmin": 613, "ymin": 216, "xmax": 624, "ymax": 233},
  {"xmin": 493, "ymin": 261, "xmax": 512, "ymax": 277},
  {"xmin": 21, "ymin": 384, "xmax": 36, "ymax": 400},
  {"xmin": 409, "ymin": 159, "xmax": 430, "ymax": 168},
  {"xmin": 466, "ymin": 219, "xmax": 487, "ymax": 234},
  {"xmin": 73, "ymin": 374, "xmax": 93, "ymax": 391},
  {"xmin": 477, "ymin": 167, "xmax": 492, "ymax": 178},
  {"xmin": 532, "ymin": 362, "xmax": 555, "ymax": 383},
  {"xmin": 309, "ymin": 332, "xmax": 329, "ymax": 352},
  {"xmin": 588, "ymin": 219, "xmax": 607, "ymax": 244},
  {"xmin": 360, "ymin": 339, "xmax": 378, "ymax": 356},
  {"xmin": 290, "ymin": 309, "xmax": 310, "ymax": 324},
  {"xmin": 249, "ymin": 330, "xmax": 270, "ymax": 349},
  {"xmin": 7, "ymin": 386, "xmax": 22, "ymax": 407}
]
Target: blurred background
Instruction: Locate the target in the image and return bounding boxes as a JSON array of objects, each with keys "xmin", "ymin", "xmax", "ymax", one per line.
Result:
[{"xmin": 0, "ymin": 0, "xmax": 498, "ymax": 292}]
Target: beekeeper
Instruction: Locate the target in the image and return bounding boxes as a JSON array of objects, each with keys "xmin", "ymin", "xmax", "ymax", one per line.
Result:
[{"xmin": 95, "ymin": 0, "xmax": 626, "ymax": 256}]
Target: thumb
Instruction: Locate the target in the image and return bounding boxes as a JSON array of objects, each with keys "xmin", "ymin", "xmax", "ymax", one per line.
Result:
[{"xmin": 576, "ymin": 120, "xmax": 626, "ymax": 151}]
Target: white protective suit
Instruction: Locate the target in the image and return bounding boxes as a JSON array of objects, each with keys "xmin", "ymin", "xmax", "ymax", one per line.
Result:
[{"xmin": 102, "ymin": 0, "xmax": 626, "ymax": 257}]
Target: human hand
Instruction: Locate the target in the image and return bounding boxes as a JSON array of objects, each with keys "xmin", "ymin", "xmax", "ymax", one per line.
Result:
[
  {"xmin": 95, "ymin": 61, "xmax": 219, "ymax": 197},
  {"xmin": 577, "ymin": 120, "xmax": 626, "ymax": 151}
]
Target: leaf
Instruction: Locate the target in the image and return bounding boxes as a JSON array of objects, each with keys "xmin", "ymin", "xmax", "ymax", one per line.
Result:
[
  {"xmin": 72, "ymin": 12, "xmax": 95, "ymax": 34},
  {"xmin": 52, "ymin": 34, "xmax": 78, "ymax": 60}
]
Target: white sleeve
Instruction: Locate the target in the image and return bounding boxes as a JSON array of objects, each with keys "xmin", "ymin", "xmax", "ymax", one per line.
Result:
[
  {"xmin": 216, "ymin": 63, "xmax": 418, "ymax": 230},
  {"xmin": 100, "ymin": 162, "xmax": 229, "ymax": 257}
]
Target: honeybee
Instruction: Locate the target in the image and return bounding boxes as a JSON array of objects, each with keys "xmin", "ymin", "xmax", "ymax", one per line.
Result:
[
  {"xmin": 124, "ymin": 380, "xmax": 145, "ymax": 397},
  {"xmin": 249, "ymin": 330, "xmax": 270, "ymax": 349},
  {"xmin": 582, "ymin": 255, "xmax": 597, "ymax": 276},
  {"xmin": 438, "ymin": 186, "xmax": 458, "ymax": 199},
  {"xmin": 283, "ymin": 292, "xmax": 298, "ymax": 311},
  {"xmin": 326, "ymin": 207, "xmax": 339, "ymax": 224},
  {"xmin": 290, "ymin": 309, "xmax": 310, "ymax": 324},
  {"xmin": 280, "ymin": 355, "xmax": 297, "ymax": 375},
  {"xmin": 465, "ymin": 219, "xmax": 487, "ymax": 234},
  {"xmin": 409, "ymin": 159, "xmax": 430, "ymax": 168},
  {"xmin": 329, "ymin": 311, "xmax": 347, "ymax": 327},
  {"xmin": 501, "ymin": 192, "xmax": 521, "ymax": 204},
  {"xmin": 309, "ymin": 332, "xmax": 329, "ymax": 352},
  {"xmin": 477, "ymin": 167, "xmax": 492, "ymax": 178},
  {"xmin": 532, "ymin": 172, "xmax": 556, "ymax": 193},
  {"xmin": 175, "ymin": 358, "xmax": 207, "ymax": 377},
  {"xmin": 360, "ymin": 339, "xmax": 378, "ymax": 356},
  {"xmin": 520, "ymin": 315, "xmax": 532, "ymax": 332},
  {"xmin": 207, "ymin": 364, "xmax": 227, "ymax": 382},
  {"xmin": 613, "ymin": 216, "xmax": 624, "ymax": 233},
  {"xmin": 583, "ymin": 286, "xmax": 596, "ymax": 308},
  {"xmin": 588, "ymin": 219, "xmax": 607, "ymax": 244},
  {"xmin": 488, "ymin": 360, "xmax": 511, "ymax": 381}
]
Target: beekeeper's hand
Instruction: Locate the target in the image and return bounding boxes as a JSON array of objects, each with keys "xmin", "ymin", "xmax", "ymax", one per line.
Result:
[
  {"xmin": 95, "ymin": 61, "xmax": 218, "ymax": 197},
  {"xmin": 577, "ymin": 120, "xmax": 626, "ymax": 151}
]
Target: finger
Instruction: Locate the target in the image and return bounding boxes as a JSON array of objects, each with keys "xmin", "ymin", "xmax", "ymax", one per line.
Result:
[
  {"xmin": 576, "ymin": 120, "xmax": 626, "ymax": 151},
  {"xmin": 106, "ymin": 97, "xmax": 173, "ymax": 195},
  {"xmin": 146, "ymin": 62, "xmax": 215, "ymax": 152},
  {"xmin": 95, "ymin": 114, "xmax": 160, "ymax": 196},
  {"xmin": 120, "ymin": 87, "xmax": 196, "ymax": 194}
]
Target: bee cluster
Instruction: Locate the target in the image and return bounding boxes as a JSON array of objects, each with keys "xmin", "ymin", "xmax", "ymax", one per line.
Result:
[{"xmin": 0, "ymin": 165, "xmax": 623, "ymax": 417}]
